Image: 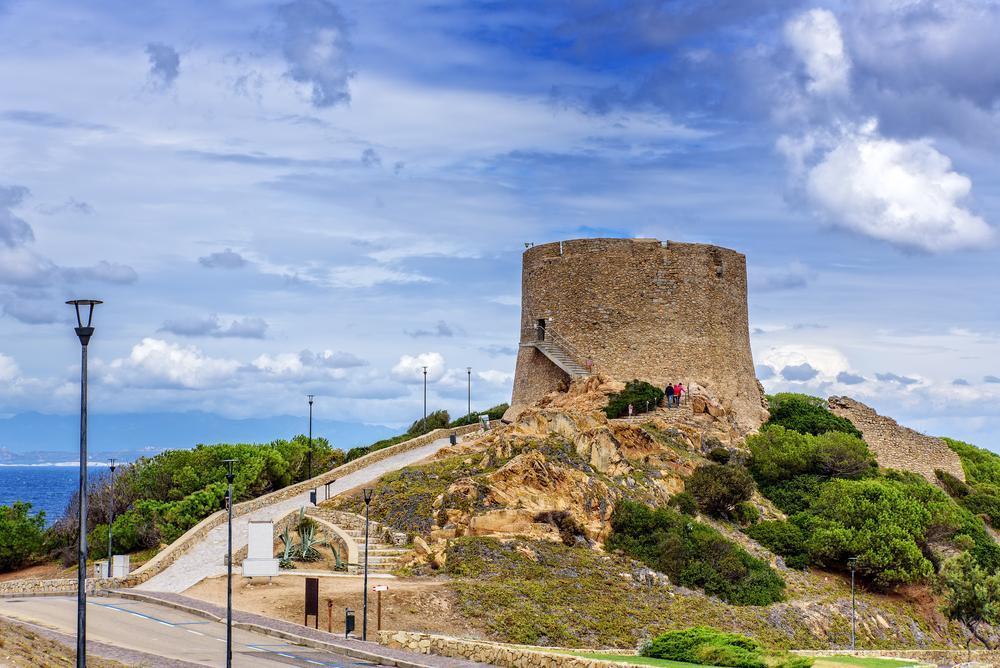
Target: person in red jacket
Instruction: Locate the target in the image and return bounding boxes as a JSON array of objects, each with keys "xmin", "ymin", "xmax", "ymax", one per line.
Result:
[{"xmin": 673, "ymin": 383, "xmax": 684, "ymax": 407}]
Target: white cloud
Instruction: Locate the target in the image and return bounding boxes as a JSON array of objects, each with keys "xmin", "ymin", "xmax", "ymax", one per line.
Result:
[
  {"xmin": 477, "ymin": 369, "xmax": 514, "ymax": 386},
  {"xmin": 803, "ymin": 120, "xmax": 992, "ymax": 252},
  {"xmin": 785, "ymin": 8, "xmax": 851, "ymax": 96},
  {"xmin": 101, "ymin": 338, "xmax": 241, "ymax": 390},
  {"xmin": 391, "ymin": 352, "xmax": 445, "ymax": 383},
  {"xmin": 759, "ymin": 344, "xmax": 850, "ymax": 381},
  {"xmin": 0, "ymin": 353, "xmax": 20, "ymax": 382}
]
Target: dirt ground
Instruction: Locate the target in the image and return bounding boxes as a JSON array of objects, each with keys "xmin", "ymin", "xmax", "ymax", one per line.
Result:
[
  {"xmin": 184, "ymin": 573, "xmax": 483, "ymax": 638},
  {"xmin": 0, "ymin": 562, "xmax": 71, "ymax": 583},
  {"xmin": 0, "ymin": 617, "xmax": 125, "ymax": 667}
]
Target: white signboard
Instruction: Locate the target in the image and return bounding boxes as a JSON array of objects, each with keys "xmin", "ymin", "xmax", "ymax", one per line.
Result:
[{"xmin": 243, "ymin": 520, "xmax": 280, "ymax": 577}]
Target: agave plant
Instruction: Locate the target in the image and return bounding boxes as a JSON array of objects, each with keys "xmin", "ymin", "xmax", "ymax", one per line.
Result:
[
  {"xmin": 297, "ymin": 525, "xmax": 329, "ymax": 561},
  {"xmin": 278, "ymin": 525, "xmax": 296, "ymax": 569}
]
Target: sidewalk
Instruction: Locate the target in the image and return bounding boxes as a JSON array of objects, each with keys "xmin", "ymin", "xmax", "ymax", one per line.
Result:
[{"xmin": 110, "ymin": 589, "xmax": 493, "ymax": 668}]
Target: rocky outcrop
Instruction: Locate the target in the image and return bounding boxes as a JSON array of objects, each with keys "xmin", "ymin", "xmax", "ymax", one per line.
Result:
[{"xmin": 828, "ymin": 396, "xmax": 965, "ymax": 483}]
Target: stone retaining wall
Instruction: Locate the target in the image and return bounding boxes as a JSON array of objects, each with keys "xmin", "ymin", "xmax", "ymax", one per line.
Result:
[{"xmin": 119, "ymin": 422, "xmax": 487, "ymax": 588}]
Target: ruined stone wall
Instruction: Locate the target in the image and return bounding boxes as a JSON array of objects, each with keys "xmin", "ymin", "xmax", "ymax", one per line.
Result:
[
  {"xmin": 510, "ymin": 238, "xmax": 767, "ymax": 433},
  {"xmin": 828, "ymin": 396, "xmax": 965, "ymax": 483}
]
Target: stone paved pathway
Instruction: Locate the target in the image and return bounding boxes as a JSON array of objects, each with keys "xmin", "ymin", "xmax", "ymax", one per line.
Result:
[
  {"xmin": 116, "ymin": 590, "xmax": 493, "ymax": 668},
  {"xmin": 137, "ymin": 438, "xmax": 452, "ymax": 593}
]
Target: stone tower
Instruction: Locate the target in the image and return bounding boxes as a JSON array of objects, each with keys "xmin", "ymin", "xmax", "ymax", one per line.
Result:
[{"xmin": 509, "ymin": 238, "xmax": 767, "ymax": 433}]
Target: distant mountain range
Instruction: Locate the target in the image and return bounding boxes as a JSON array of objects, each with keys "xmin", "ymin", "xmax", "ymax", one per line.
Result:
[{"xmin": 0, "ymin": 411, "xmax": 398, "ymax": 464}]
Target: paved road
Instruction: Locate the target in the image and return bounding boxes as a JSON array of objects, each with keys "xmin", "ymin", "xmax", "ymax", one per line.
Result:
[
  {"xmin": 0, "ymin": 595, "xmax": 386, "ymax": 667},
  {"xmin": 138, "ymin": 437, "xmax": 452, "ymax": 593}
]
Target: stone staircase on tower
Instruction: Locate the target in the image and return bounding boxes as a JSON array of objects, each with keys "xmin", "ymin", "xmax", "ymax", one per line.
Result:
[{"xmin": 307, "ymin": 507, "xmax": 409, "ymax": 575}]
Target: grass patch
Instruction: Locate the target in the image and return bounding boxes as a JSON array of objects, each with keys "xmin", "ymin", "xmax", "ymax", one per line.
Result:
[
  {"xmin": 811, "ymin": 658, "xmax": 919, "ymax": 668},
  {"xmin": 562, "ymin": 652, "xmax": 707, "ymax": 668}
]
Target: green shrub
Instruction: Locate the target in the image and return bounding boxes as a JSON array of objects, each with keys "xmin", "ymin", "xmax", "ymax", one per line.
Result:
[
  {"xmin": 686, "ymin": 464, "xmax": 756, "ymax": 518},
  {"xmin": 669, "ymin": 491, "xmax": 698, "ymax": 516},
  {"xmin": 945, "ymin": 438, "xmax": 1000, "ymax": 487},
  {"xmin": 936, "ymin": 469, "xmax": 971, "ymax": 498},
  {"xmin": 604, "ymin": 380, "xmax": 664, "ymax": 419},
  {"xmin": 765, "ymin": 393, "xmax": 862, "ymax": 438},
  {"xmin": 607, "ymin": 500, "xmax": 785, "ymax": 605},
  {"xmin": 747, "ymin": 521, "xmax": 809, "ymax": 570},
  {"xmin": 449, "ymin": 403, "xmax": 510, "ymax": 427},
  {"xmin": 748, "ymin": 426, "xmax": 874, "ymax": 487},
  {"xmin": 708, "ymin": 447, "xmax": 732, "ymax": 464},
  {"xmin": 758, "ymin": 474, "xmax": 825, "ymax": 516},
  {"xmin": 963, "ymin": 485, "xmax": 1000, "ymax": 529},
  {"xmin": 642, "ymin": 627, "xmax": 768, "ymax": 668},
  {"xmin": 0, "ymin": 502, "xmax": 46, "ymax": 572},
  {"xmin": 733, "ymin": 502, "xmax": 760, "ymax": 527}
]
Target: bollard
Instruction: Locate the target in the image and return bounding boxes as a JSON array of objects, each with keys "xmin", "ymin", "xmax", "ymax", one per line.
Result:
[
  {"xmin": 327, "ymin": 599, "xmax": 333, "ymax": 633},
  {"xmin": 345, "ymin": 608, "xmax": 355, "ymax": 639}
]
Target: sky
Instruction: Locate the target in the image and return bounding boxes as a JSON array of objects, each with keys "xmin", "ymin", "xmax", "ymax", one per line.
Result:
[{"xmin": 1, "ymin": 0, "xmax": 999, "ymax": 456}]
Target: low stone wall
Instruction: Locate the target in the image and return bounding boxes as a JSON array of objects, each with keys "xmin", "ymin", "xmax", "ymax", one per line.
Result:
[
  {"xmin": 379, "ymin": 631, "xmax": 640, "ymax": 668},
  {"xmin": 0, "ymin": 577, "xmax": 122, "ymax": 596},
  {"xmin": 120, "ymin": 422, "xmax": 487, "ymax": 588},
  {"xmin": 794, "ymin": 648, "xmax": 1000, "ymax": 665}
]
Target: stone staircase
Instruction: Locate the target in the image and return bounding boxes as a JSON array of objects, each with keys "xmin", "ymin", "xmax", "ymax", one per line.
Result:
[
  {"xmin": 308, "ymin": 507, "xmax": 409, "ymax": 575},
  {"xmin": 531, "ymin": 340, "xmax": 590, "ymax": 377}
]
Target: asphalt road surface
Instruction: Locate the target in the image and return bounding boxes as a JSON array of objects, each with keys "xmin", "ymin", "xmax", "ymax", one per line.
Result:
[{"xmin": 0, "ymin": 595, "xmax": 387, "ymax": 667}]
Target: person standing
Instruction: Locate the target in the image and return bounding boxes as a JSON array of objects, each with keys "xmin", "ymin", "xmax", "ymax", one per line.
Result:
[
  {"xmin": 665, "ymin": 383, "xmax": 675, "ymax": 408},
  {"xmin": 674, "ymin": 383, "xmax": 684, "ymax": 407},
  {"xmin": 628, "ymin": 403, "xmax": 634, "ymax": 417}
]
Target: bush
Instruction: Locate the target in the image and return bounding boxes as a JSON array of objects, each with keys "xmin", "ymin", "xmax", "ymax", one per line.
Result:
[
  {"xmin": 747, "ymin": 520, "xmax": 809, "ymax": 570},
  {"xmin": 707, "ymin": 447, "xmax": 732, "ymax": 464},
  {"xmin": 686, "ymin": 464, "xmax": 755, "ymax": 518},
  {"xmin": 642, "ymin": 627, "xmax": 768, "ymax": 668},
  {"xmin": 963, "ymin": 485, "xmax": 1000, "ymax": 529},
  {"xmin": 765, "ymin": 393, "xmax": 862, "ymax": 438},
  {"xmin": 936, "ymin": 469, "xmax": 971, "ymax": 498},
  {"xmin": 604, "ymin": 380, "xmax": 664, "ymax": 419},
  {"xmin": 758, "ymin": 474, "xmax": 826, "ymax": 516},
  {"xmin": 606, "ymin": 500, "xmax": 785, "ymax": 605},
  {"xmin": 749, "ymin": 426, "xmax": 875, "ymax": 487},
  {"xmin": 449, "ymin": 403, "xmax": 510, "ymax": 427},
  {"xmin": 733, "ymin": 502, "xmax": 760, "ymax": 527},
  {"xmin": 669, "ymin": 491, "xmax": 698, "ymax": 516},
  {"xmin": 0, "ymin": 502, "xmax": 46, "ymax": 572}
]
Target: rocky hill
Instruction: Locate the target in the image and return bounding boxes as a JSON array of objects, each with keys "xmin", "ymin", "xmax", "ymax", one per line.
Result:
[{"xmin": 329, "ymin": 378, "xmax": 1000, "ymax": 651}]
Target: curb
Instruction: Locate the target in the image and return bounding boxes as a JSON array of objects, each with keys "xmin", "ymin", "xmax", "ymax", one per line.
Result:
[{"xmin": 108, "ymin": 590, "xmax": 442, "ymax": 668}]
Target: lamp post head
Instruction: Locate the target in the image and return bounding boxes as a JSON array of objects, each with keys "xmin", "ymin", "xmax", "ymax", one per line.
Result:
[
  {"xmin": 66, "ymin": 299, "xmax": 102, "ymax": 346},
  {"xmin": 363, "ymin": 488, "xmax": 374, "ymax": 505},
  {"xmin": 307, "ymin": 394, "xmax": 314, "ymax": 406},
  {"xmin": 108, "ymin": 457, "xmax": 117, "ymax": 472},
  {"xmin": 222, "ymin": 458, "xmax": 236, "ymax": 483}
]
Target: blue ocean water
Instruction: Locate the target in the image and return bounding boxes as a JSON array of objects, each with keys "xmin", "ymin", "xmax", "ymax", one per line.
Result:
[{"xmin": 0, "ymin": 466, "xmax": 106, "ymax": 526}]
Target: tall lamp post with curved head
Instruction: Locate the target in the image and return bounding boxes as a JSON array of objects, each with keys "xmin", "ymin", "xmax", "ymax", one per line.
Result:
[
  {"xmin": 67, "ymin": 298, "xmax": 102, "ymax": 668},
  {"xmin": 307, "ymin": 395, "xmax": 315, "ymax": 479},
  {"xmin": 362, "ymin": 488, "xmax": 374, "ymax": 641},
  {"xmin": 466, "ymin": 367, "xmax": 472, "ymax": 418},
  {"xmin": 222, "ymin": 458, "xmax": 237, "ymax": 668},
  {"xmin": 107, "ymin": 458, "xmax": 117, "ymax": 577}
]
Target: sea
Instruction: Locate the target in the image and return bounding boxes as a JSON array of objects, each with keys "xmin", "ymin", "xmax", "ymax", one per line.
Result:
[{"xmin": 0, "ymin": 465, "xmax": 108, "ymax": 526}]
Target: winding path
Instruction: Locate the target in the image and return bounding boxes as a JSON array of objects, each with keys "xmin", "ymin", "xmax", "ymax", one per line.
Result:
[{"xmin": 137, "ymin": 437, "xmax": 452, "ymax": 593}]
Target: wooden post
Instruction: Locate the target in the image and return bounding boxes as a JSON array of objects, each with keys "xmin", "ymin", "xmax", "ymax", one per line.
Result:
[
  {"xmin": 327, "ymin": 598, "xmax": 333, "ymax": 633},
  {"xmin": 377, "ymin": 589, "xmax": 382, "ymax": 631}
]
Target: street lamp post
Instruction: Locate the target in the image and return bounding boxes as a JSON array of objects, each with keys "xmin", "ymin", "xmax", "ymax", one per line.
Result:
[
  {"xmin": 307, "ymin": 395, "xmax": 314, "ymax": 480},
  {"xmin": 848, "ymin": 556, "xmax": 858, "ymax": 651},
  {"xmin": 362, "ymin": 488, "xmax": 373, "ymax": 641},
  {"xmin": 107, "ymin": 458, "xmax": 117, "ymax": 578},
  {"xmin": 67, "ymin": 298, "xmax": 101, "ymax": 668},
  {"xmin": 466, "ymin": 367, "xmax": 472, "ymax": 418},
  {"xmin": 421, "ymin": 366, "xmax": 428, "ymax": 431},
  {"xmin": 223, "ymin": 459, "xmax": 236, "ymax": 668}
]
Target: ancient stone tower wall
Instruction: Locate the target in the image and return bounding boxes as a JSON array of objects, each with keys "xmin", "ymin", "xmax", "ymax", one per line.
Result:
[
  {"xmin": 828, "ymin": 396, "xmax": 965, "ymax": 483},
  {"xmin": 509, "ymin": 238, "xmax": 768, "ymax": 433}
]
